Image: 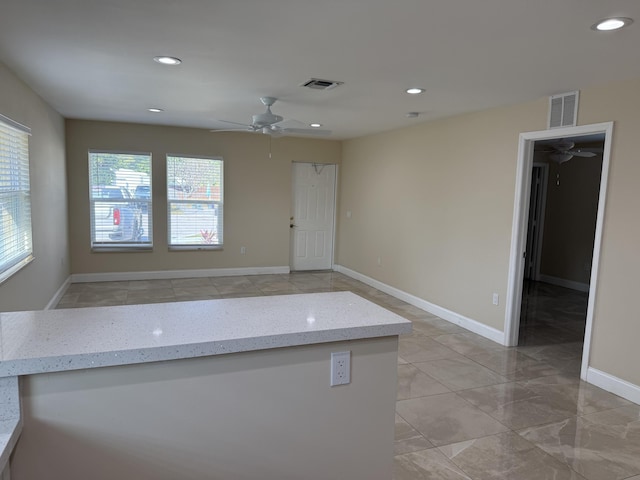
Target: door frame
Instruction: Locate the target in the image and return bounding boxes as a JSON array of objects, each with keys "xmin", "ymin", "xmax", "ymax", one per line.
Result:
[
  {"xmin": 289, "ymin": 162, "xmax": 338, "ymax": 271},
  {"xmin": 504, "ymin": 122, "xmax": 613, "ymax": 381}
]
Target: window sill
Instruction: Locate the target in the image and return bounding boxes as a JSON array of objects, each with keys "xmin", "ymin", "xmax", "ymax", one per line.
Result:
[
  {"xmin": 168, "ymin": 245, "xmax": 223, "ymax": 252},
  {"xmin": 0, "ymin": 255, "xmax": 34, "ymax": 286},
  {"xmin": 91, "ymin": 246, "xmax": 153, "ymax": 253}
]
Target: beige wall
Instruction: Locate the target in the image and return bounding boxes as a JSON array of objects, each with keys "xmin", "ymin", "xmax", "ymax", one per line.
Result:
[
  {"xmin": 338, "ymin": 99, "xmax": 548, "ymax": 331},
  {"xmin": 66, "ymin": 120, "xmax": 340, "ymax": 274},
  {"xmin": 337, "ymin": 77, "xmax": 640, "ymax": 388},
  {"xmin": 0, "ymin": 62, "xmax": 68, "ymax": 311},
  {"xmin": 538, "ymin": 153, "xmax": 602, "ymax": 285},
  {"xmin": 13, "ymin": 337, "xmax": 398, "ymax": 480}
]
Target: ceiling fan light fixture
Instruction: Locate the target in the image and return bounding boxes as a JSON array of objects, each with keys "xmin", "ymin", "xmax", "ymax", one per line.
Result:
[
  {"xmin": 592, "ymin": 17, "xmax": 633, "ymax": 31},
  {"xmin": 153, "ymin": 56, "xmax": 182, "ymax": 65},
  {"xmin": 549, "ymin": 152, "xmax": 573, "ymax": 164},
  {"xmin": 406, "ymin": 88, "xmax": 424, "ymax": 95}
]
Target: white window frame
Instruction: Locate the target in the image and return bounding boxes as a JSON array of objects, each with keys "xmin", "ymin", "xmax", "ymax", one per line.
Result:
[
  {"xmin": 166, "ymin": 155, "xmax": 223, "ymax": 250},
  {"xmin": 0, "ymin": 113, "xmax": 33, "ymax": 284},
  {"xmin": 88, "ymin": 150, "xmax": 153, "ymax": 251}
]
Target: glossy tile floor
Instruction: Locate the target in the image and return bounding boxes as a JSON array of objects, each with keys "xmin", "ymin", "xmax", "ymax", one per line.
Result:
[
  {"xmin": 519, "ymin": 280, "xmax": 588, "ymax": 347},
  {"xmin": 57, "ymin": 273, "xmax": 640, "ymax": 480}
]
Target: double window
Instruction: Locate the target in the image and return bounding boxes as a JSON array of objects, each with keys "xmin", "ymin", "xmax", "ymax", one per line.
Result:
[
  {"xmin": 0, "ymin": 114, "xmax": 33, "ymax": 283},
  {"xmin": 88, "ymin": 151, "xmax": 152, "ymax": 249},
  {"xmin": 87, "ymin": 152, "xmax": 223, "ymax": 250},
  {"xmin": 167, "ymin": 155, "xmax": 223, "ymax": 248}
]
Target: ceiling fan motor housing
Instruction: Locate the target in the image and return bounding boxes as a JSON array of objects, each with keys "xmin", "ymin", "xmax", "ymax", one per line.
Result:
[{"xmin": 252, "ymin": 111, "xmax": 283, "ymax": 127}]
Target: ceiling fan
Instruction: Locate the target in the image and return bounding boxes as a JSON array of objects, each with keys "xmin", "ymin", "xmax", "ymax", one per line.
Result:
[
  {"xmin": 211, "ymin": 97, "xmax": 331, "ymax": 137},
  {"xmin": 542, "ymin": 140, "xmax": 601, "ymax": 164}
]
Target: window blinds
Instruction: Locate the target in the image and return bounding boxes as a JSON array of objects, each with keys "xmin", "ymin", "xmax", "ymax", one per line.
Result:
[
  {"xmin": 0, "ymin": 114, "xmax": 33, "ymax": 282},
  {"xmin": 166, "ymin": 155, "xmax": 223, "ymax": 248}
]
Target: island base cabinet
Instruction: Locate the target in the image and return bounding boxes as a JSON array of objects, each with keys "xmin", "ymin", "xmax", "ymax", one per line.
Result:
[{"xmin": 12, "ymin": 337, "xmax": 398, "ymax": 480}]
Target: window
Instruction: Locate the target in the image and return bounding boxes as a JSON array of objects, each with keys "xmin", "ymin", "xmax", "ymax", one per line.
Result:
[
  {"xmin": 0, "ymin": 114, "xmax": 33, "ymax": 283},
  {"xmin": 88, "ymin": 151, "xmax": 152, "ymax": 249},
  {"xmin": 167, "ymin": 155, "xmax": 223, "ymax": 248}
]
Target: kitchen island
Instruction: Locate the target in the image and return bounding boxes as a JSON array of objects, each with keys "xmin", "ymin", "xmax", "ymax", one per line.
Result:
[{"xmin": 0, "ymin": 291, "xmax": 411, "ymax": 480}]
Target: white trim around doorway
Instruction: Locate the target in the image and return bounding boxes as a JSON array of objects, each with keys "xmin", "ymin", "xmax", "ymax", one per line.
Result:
[{"xmin": 504, "ymin": 122, "xmax": 614, "ymax": 383}]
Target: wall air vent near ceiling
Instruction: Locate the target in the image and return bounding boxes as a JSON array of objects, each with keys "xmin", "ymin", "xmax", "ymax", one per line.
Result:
[
  {"xmin": 548, "ymin": 91, "xmax": 579, "ymax": 129},
  {"xmin": 301, "ymin": 78, "xmax": 344, "ymax": 90}
]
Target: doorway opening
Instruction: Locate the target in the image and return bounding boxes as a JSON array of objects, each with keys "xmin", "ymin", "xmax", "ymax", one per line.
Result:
[
  {"xmin": 290, "ymin": 162, "xmax": 337, "ymax": 271},
  {"xmin": 505, "ymin": 122, "xmax": 613, "ymax": 381}
]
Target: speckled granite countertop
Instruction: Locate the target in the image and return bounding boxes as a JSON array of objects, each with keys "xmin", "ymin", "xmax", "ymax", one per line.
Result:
[
  {"xmin": 0, "ymin": 292, "xmax": 411, "ymax": 377},
  {"xmin": 0, "ymin": 377, "xmax": 21, "ymax": 473},
  {"xmin": 0, "ymin": 291, "xmax": 411, "ymax": 470}
]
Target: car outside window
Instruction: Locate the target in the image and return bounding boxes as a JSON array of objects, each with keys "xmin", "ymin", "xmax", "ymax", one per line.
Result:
[{"xmin": 88, "ymin": 151, "xmax": 152, "ymax": 249}]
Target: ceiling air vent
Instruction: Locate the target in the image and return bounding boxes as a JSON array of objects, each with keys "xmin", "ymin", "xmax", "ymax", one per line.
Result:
[
  {"xmin": 548, "ymin": 91, "xmax": 579, "ymax": 129},
  {"xmin": 301, "ymin": 78, "xmax": 344, "ymax": 90}
]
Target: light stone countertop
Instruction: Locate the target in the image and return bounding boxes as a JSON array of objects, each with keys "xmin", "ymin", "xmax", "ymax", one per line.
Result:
[
  {"xmin": 0, "ymin": 377, "xmax": 20, "ymax": 473},
  {"xmin": 0, "ymin": 418, "xmax": 21, "ymax": 473},
  {"xmin": 0, "ymin": 291, "xmax": 412, "ymax": 377},
  {"xmin": 0, "ymin": 291, "xmax": 411, "ymax": 471}
]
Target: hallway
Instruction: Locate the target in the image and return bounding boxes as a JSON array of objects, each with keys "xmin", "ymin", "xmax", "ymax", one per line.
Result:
[{"xmin": 519, "ymin": 280, "xmax": 588, "ymax": 347}]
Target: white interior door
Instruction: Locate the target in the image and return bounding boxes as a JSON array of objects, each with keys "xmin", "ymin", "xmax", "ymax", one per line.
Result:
[{"xmin": 291, "ymin": 163, "xmax": 336, "ymax": 271}]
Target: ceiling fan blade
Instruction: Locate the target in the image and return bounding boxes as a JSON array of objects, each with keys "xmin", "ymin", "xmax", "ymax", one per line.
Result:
[
  {"xmin": 568, "ymin": 151, "xmax": 597, "ymax": 157},
  {"xmin": 279, "ymin": 128, "xmax": 332, "ymax": 136},
  {"xmin": 217, "ymin": 119, "xmax": 254, "ymax": 128},
  {"xmin": 210, "ymin": 128, "xmax": 253, "ymax": 133}
]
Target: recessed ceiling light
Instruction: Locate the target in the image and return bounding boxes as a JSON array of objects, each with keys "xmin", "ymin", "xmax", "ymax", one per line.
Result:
[
  {"xmin": 406, "ymin": 112, "xmax": 420, "ymax": 118},
  {"xmin": 148, "ymin": 108, "xmax": 164, "ymax": 113},
  {"xmin": 153, "ymin": 56, "xmax": 182, "ymax": 65},
  {"xmin": 591, "ymin": 17, "xmax": 633, "ymax": 31},
  {"xmin": 310, "ymin": 123, "xmax": 322, "ymax": 128},
  {"xmin": 406, "ymin": 88, "xmax": 425, "ymax": 95}
]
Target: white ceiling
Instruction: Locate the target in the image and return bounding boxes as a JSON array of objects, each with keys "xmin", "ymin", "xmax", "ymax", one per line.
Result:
[{"xmin": 1, "ymin": 0, "xmax": 639, "ymax": 140}]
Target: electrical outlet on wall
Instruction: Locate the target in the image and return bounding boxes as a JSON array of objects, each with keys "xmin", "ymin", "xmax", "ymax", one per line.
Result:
[{"xmin": 330, "ymin": 351, "xmax": 351, "ymax": 386}]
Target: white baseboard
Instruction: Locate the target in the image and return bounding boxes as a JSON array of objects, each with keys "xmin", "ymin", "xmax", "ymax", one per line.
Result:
[
  {"xmin": 538, "ymin": 274, "xmax": 589, "ymax": 293},
  {"xmin": 586, "ymin": 367, "xmax": 640, "ymax": 405},
  {"xmin": 45, "ymin": 276, "xmax": 72, "ymax": 310},
  {"xmin": 71, "ymin": 266, "xmax": 291, "ymax": 283},
  {"xmin": 333, "ymin": 264, "xmax": 505, "ymax": 345}
]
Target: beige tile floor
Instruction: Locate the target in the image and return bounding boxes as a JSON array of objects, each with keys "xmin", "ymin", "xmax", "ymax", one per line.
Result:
[{"xmin": 56, "ymin": 272, "xmax": 640, "ymax": 480}]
